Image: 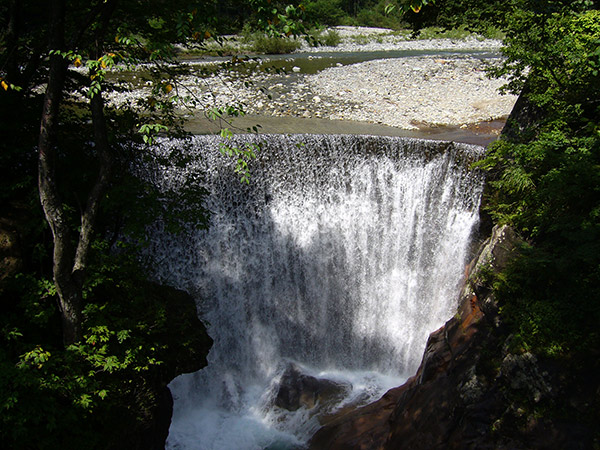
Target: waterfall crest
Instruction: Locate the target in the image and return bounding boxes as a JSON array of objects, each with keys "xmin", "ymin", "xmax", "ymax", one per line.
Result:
[{"xmin": 143, "ymin": 134, "xmax": 485, "ymax": 450}]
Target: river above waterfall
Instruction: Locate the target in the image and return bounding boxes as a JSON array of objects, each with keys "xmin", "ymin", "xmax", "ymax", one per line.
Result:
[
  {"xmin": 182, "ymin": 48, "xmax": 502, "ymax": 75},
  {"xmin": 140, "ymin": 134, "xmax": 485, "ymax": 449},
  {"xmin": 182, "ymin": 48, "xmax": 509, "ymax": 145},
  {"xmin": 175, "ymin": 52, "xmax": 517, "ymax": 134},
  {"xmin": 106, "ymin": 38, "xmax": 516, "ymax": 137}
]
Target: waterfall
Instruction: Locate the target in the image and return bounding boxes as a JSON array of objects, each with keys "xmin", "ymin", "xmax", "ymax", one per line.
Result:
[{"xmin": 142, "ymin": 134, "xmax": 485, "ymax": 450}]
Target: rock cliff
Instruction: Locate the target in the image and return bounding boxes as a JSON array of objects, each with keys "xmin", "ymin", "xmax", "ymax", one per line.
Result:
[{"xmin": 309, "ymin": 225, "xmax": 593, "ymax": 449}]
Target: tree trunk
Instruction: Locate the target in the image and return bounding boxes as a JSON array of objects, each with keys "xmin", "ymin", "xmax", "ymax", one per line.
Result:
[
  {"xmin": 37, "ymin": 0, "xmax": 83, "ymax": 346},
  {"xmin": 73, "ymin": 90, "xmax": 113, "ymax": 277},
  {"xmin": 38, "ymin": 0, "xmax": 118, "ymax": 346}
]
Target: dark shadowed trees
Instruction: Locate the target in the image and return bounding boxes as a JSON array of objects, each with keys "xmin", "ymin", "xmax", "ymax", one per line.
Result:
[{"xmin": 1, "ymin": 0, "xmax": 311, "ymax": 346}]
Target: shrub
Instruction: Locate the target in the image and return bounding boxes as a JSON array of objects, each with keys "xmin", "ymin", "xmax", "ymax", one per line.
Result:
[
  {"xmin": 323, "ymin": 29, "xmax": 342, "ymax": 46},
  {"xmin": 247, "ymin": 33, "xmax": 301, "ymax": 54},
  {"xmin": 354, "ymin": 0, "xmax": 406, "ymax": 30},
  {"xmin": 308, "ymin": 28, "xmax": 342, "ymax": 47}
]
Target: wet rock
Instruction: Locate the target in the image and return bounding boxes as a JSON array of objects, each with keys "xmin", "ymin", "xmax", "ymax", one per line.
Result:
[
  {"xmin": 111, "ymin": 283, "xmax": 213, "ymax": 450},
  {"xmin": 275, "ymin": 364, "xmax": 350, "ymax": 411}
]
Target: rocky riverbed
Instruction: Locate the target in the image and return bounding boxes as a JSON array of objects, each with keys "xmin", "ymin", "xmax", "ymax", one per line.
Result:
[
  {"xmin": 106, "ymin": 28, "xmax": 518, "ymax": 132},
  {"xmin": 305, "ymin": 55, "xmax": 515, "ymax": 129}
]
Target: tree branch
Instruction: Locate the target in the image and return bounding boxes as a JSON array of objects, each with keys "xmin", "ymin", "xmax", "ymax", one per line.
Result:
[
  {"xmin": 72, "ymin": 0, "xmax": 118, "ymax": 278},
  {"xmin": 73, "ymin": 91, "xmax": 113, "ymax": 277}
]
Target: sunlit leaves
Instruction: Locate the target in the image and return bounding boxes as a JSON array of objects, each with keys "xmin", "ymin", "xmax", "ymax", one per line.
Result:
[
  {"xmin": 0, "ymin": 77, "xmax": 22, "ymax": 92},
  {"xmin": 208, "ymin": 103, "xmax": 247, "ymax": 120},
  {"xmin": 116, "ymin": 330, "xmax": 130, "ymax": 343},
  {"xmin": 385, "ymin": 0, "xmax": 434, "ymax": 16},
  {"xmin": 250, "ymin": 0, "xmax": 311, "ymax": 41},
  {"xmin": 147, "ymin": 16, "xmax": 165, "ymax": 30},
  {"xmin": 138, "ymin": 123, "xmax": 169, "ymax": 145},
  {"xmin": 17, "ymin": 347, "xmax": 51, "ymax": 370},
  {"xmin": 114, "ymin": 33, "xmax": 138, "ymax": 47},
  {"xmin": 220, "ymin": 127, "xmax": 234, "ymax": 139},
  {"xmin": 218, "ymin": 128, "xmax": 259, "ymax": 183},
  {"xmin": 2, "ymin": 328, "xmax": 23, "ymax": 341},
  {"xmin": 88, "ymin": 79, "xmax": 102, "ymax": 98}
]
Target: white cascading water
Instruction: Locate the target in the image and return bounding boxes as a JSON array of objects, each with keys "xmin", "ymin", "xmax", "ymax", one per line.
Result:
[{"xmin": 141, "ymin": 134, "xmax": 485, "ymax": 450}]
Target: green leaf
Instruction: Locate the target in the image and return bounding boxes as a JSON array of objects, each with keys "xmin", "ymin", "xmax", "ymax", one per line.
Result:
[{"xmin": 116, "ymin": 330, "xmax": 131, "ymax": 343}]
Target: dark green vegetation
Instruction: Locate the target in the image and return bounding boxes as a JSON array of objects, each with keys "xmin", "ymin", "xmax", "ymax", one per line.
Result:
[
  {"xmin": 302, "ymin": 0, "xmax": 406, "ymax": 29},
  {"xmin": 0, "ymin": 87, "xmax": 211, "ymax": 449},
  {"xmin": 406, "ymin": 0, "xmax": 600, "ymax": 358},
  {"xmin": 482, "ymin": 7, "xmax": 600, "ymax": 359},
  {"xmin": 299, "ymin": 0, "xmax": 443, "ymax": 31},
  {"xmin": 462, "ymin": 1, "xmax": 600, "ymax": 360}
]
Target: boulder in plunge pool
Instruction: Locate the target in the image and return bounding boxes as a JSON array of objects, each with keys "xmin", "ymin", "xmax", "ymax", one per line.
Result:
[{"xmin": 275, "ymin": 364, "xmax": 351, "ymax": 411}]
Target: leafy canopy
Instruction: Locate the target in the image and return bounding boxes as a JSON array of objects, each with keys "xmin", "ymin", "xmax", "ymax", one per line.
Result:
[{"xmin": 476, "ymin": 6, "xmax": 600, "ymax": 357}]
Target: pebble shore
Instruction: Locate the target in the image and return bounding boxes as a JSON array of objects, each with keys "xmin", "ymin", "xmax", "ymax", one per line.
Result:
[
  {"xmin": 298, "ymin": 26, "xmax": 505, "ymax": 54},
  {"xmin": 306, "ymin": 55, "xmax": 516, "ymax": 129},
  {"xmin": 106, "ymin": 28, "xmax": 518, "ymax": 131}
]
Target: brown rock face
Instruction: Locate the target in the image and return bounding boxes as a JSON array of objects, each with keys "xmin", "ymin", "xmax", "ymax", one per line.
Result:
[{"xmin": 309, "ymin": 226, "xmax": 523, "ymax": 450}]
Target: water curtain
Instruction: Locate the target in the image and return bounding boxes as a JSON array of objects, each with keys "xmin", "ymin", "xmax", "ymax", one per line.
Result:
[{"xmin": 141, "ymin": 134, "xmax": 485, "ymax": 449}]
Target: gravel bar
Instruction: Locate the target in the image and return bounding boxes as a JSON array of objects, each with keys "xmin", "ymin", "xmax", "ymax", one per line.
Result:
[{"xmin": 105, "ymin": 30, "xmax": 517, "ymax": 131}]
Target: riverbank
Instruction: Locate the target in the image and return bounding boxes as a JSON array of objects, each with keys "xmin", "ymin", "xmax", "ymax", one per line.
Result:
[
  {"xmin": 106, "ymin": 28, "xmax": 517, "ymax": 137},
  {"xmin": 296, "ymin": 26, "xmax": 504, "ymax": 53},
  {"xmin": 187, "ymin": 30, "xmax": 516, "ymax": 133},
  {"xmin": 305, "ymin": 55, "xmax": 515, "ymax": 129}
]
